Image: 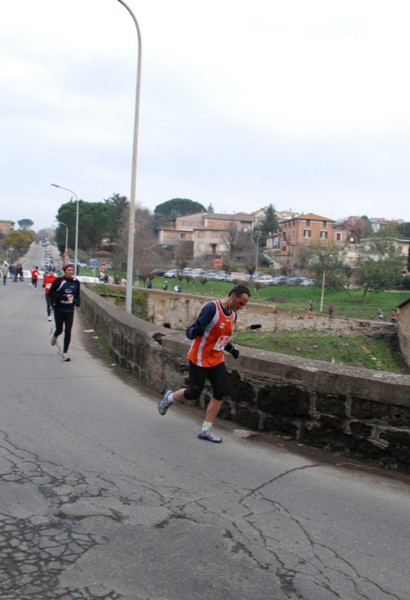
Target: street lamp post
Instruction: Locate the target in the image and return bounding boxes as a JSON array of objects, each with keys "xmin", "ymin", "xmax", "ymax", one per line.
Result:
[
  {"xmin": 51, "ymin": 184, "xmax": 79, "ymax": 274},
  {"xmin": 319, "ymin": 254, "xmax": 333, "ymax": 313},
  {"xmin": 320, "ymin": 264, "xmax": 327, "ymax": 313},
  {"xmin": 116, "ymin": 0, "xmax": 142, "ymax": 314}
]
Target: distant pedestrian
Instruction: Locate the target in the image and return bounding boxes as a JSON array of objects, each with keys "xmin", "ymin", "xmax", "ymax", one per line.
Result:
[
  {"xmin": 162, "ymin": 280, "xmax": 168, "ymax": 291},
  {"xmin": 328, "ymin": 303, "xmax": 334, "ymax": 317},
  {"xmin": 17, "ymin": 264, "xmax": 24, "ymax": 282},
  {"xmin": 308, "ymin": 300, "xmax": 313, "ymax": 312},
  {"xmin": 377, "ymin": 308, "xmax": 384, "ymax": 321},
  {"xmin": 2, "ymin": 263, "xmax": 8, "ymax": 285},
  {"xmin": 49, "ymin": 264, "xmax": 81, "ymax": 362},
  {"xmin": 146, "ymin": 277, "xmax": 152, "ymax": 289},
  {"xmin": 391, "ymin": 310, "xmax": 398, "ymax": 324}
]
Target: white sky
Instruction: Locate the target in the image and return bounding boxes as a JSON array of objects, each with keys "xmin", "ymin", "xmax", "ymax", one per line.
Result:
[{"xmin": 1, "ymin": 0, "xmax": 410, "ymax": 230}]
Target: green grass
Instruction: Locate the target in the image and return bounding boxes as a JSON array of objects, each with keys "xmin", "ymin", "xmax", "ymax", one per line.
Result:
[{"xmin": 234, "ymin": 330, "xmax": 405, "ymax": 373}]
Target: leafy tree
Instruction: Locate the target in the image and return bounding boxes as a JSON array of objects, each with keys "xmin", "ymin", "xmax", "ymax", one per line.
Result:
[
  {"xmin": 154, "ymin": 198, "xmax": 206, "ymax": 229},
  {"xmin": 175, "ymin": 240, "xmax": 193, "ymax": 271},
  {"xmin": 397, "ymin": 222, "xmax": 410, "ymax": 238},
  {"xmin": 355, "ymin": 232, "xmax": 403, "ymax": 298},
  {"xmin": 56, "ymin": 200, "xmax": 112, "ymax": 254},
  {"xmin": 206, "ymin": 203, "xmax": 214, "ymax": 213},
  {"xmin": 306, "ymin": 242, "xmax": 351, "ymax": 292},
  {"xmin": 3, "ymin": 230, "xmax": 35, "ymax": 258},
  {"xmin": 341, "ymin": 216, "xmax": 366, "ymax": 242},
  {"xmin": 361, "ymin": 215, "xmax": 374, "ymax": 238},
  {"xmin": 104, "ymin": 194, "xmax": 129, "ymax": 246},
  {"xmin": 17, "ymin": 218, "xmax": 34, "ymax": 230},
  {"xmin": 56, "ymin": 196, "xmax": 129, "ymax": 255},
  {"xmin": 253, "ymin": 205, "xmax": 279, "ymax": 245}
]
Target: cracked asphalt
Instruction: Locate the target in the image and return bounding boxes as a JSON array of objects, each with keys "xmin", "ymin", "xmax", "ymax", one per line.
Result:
[{"xmin": 1, "ymin": 249, "xmax": 410, "ymax": 599}]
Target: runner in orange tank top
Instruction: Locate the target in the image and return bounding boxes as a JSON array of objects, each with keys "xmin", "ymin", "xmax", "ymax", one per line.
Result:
[{"xmin": 158, "ymin": 284, "xmax": 251, "ymax": 443}]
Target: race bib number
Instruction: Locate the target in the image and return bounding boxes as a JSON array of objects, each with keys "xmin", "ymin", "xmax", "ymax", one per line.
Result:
[
  {"xmin": 62, "ymin": 294, "xmax": 74, "ymax": 304},
  {"xmin": 214, "ymin": 335, "xmax": 230, "ymax": 351}
]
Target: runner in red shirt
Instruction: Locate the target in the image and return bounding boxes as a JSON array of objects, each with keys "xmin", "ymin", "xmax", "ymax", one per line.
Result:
[
  {"xmin": 42, "ymin": 268, "xmax": 57, "ymax": 321},
  {"xmin": 31, "ymin": 266, "xmax": 40, "ymax": 289}
]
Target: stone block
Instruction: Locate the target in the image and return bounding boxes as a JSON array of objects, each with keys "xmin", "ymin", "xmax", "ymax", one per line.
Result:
[
  {"xmin": 316, "ymin": 393, "xmax": 346, "ymax": 418},
  {"xmin": 379, "ymin": 429, "xmax": 410, "ymax": 445},
  {"xmin": 257, "ymin": 384, "xmax": 310, "ymax": 418},
  {"xmin": 348, "ymin": 421, "xmax": 374, "ymax": 439},
  {"xmin": 388, "ymin": 406, "xmax": 410, "ymax": 428},
  {"xmin": 351, "ymin": 398, "xmax": 387, "ymax": 421},
  {"xmin": 235, "ymin": 405, "xmax": 261, "ymax": 430}
]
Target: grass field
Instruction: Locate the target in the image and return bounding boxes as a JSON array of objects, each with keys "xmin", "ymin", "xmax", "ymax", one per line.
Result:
[{"xmin": 85, "ymin": 273, "xmax": 409, "ymax": 374}]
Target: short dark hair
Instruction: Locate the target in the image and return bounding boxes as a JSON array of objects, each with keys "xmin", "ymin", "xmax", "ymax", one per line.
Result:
[{"xmin": 229, "ymin": 284, "xmax": 251, "ymax": 298}]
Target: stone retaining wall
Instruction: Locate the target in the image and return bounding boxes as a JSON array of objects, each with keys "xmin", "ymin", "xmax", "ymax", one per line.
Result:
[{"xmin": 81, "ymin": 286, "xmax": 410, "ymax": 472}]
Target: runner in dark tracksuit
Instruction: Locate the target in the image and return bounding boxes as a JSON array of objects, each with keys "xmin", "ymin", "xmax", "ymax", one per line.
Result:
[{"xmin": 49, "ymin": 264, "xmax": 81, "ymax": 361}]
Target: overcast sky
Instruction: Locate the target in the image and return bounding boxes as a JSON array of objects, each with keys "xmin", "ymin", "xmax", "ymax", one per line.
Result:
[{"xmin": 1, "ymin": 0, "xmax": 409, "ymax": 230}]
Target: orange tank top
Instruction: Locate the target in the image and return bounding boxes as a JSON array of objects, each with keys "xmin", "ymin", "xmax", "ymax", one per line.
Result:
[{"xmin": 187, "ymin": 300, "xmax": 235, "ymax": 368}]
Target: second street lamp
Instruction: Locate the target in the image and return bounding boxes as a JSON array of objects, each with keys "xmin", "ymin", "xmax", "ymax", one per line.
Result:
[{"xmin": 51, "ymin": 183, "xmax": 79, "ymax": 274}]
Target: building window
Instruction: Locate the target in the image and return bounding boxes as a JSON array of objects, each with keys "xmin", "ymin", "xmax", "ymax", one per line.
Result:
[
  {"xmin": 336, "ymin": 232, "xmax": 342, "ymax": 241},
  {"xmin": 322, "ymin": 221, "xmax": 327, "ymax": 228},
  {"xmin": 283, "ymin": 232, "xmax": 287, "ymax": 241},
  {"xmin": 305, "ymin": 219, "xmax": 311, "ymax": 226},
  {"xmin": 320, "ymin": 231, "xmax": 328, "ymax": 239},
  {"xmin": 304, "ymin": 229, "xmax": 311, "ymax": 238}
]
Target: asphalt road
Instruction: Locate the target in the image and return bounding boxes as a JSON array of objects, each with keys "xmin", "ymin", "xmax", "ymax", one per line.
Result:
[{"xmin": 1, "ymin": 254, "xmax": 410, "ymax": 600}]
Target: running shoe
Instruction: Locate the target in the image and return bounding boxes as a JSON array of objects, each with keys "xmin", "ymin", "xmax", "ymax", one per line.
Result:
[
  {"xmin": 48, "ymin": 316, "xmax": 52, "ymax": 321},
  {"xmin": 197, "ymin": 429, "xmax": 222, "ymax": 443},
  {"xmin": 61, "ymin": 353, "xmax": 71, "ymax": 362},
  {"xmin": 158, "ymin": 389, "xmax": 173, "ymax": 415},
  {"xmin": 51, "ymin": 336, "xmax": 57, "ymax": 346}
]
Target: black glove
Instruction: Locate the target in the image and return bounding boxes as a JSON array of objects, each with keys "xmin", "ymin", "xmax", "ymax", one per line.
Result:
[
  {"xmin": 192, "ymin": 326, "xmax": 205, "ymax": 337},
  {"xmin": 75, "ymin": 298, "xmax": 80, "ymax": 307},
  {"xmin": 230, "ymin": 346, "xmax": 239, "ymax": 359},
  {"xmin": 186, "ymin": 324, "xmax": 205, "ymax": 339},
  {"xmin": 225, "ymin": 342, "xmax": 239, "ymax": 359}
]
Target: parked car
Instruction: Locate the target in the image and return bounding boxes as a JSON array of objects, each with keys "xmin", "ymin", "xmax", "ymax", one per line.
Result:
[
  {"xmin": 151, "ymin": 268, "xmax": 166, "ymax": 276},
  {"xmin": 164, "ymin": 269, "xmax": 180, "ymax": 278},
  {"xmin": 271, "ymin": 276, "xmax": 289, "ymax": 285},
  {"xmin": 299, "ymin": 278, "xmax": 317, "ymax": 286},
  {"xmin": 287, "ymin": 277, "xmax": 306, "ymax": 285},
  {"xmin": 254, "ymin": 275, "xmax": 275, "ymax": 285},
  {"xmin": 192, "ymin": 268, "xmax": 207, "ymax": 278}
]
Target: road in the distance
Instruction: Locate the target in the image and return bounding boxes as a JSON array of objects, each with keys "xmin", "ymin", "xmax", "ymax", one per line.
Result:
[{"xmin": 0, "ymin": 276, "xmax": 409, "ymax": 600}]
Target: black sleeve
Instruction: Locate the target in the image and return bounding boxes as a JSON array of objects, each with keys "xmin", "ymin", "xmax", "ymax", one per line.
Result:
[{"xmin": 186, "ymin": 302, "xmax": 216, "ymax": 339}]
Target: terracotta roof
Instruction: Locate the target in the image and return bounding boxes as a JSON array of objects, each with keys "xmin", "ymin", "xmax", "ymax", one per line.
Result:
[{"xmin": 281, "ymin": 212, "xmax": 336, "ymax": 223}]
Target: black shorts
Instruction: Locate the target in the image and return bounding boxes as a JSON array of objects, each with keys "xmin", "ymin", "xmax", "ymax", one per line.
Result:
[{"xmin": 185, "ymin": 361, "xmax": 226, "ymax": 401}]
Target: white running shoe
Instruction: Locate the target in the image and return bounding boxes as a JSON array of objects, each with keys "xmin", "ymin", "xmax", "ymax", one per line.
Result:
[
  {"xmin": 48, "ymin": 316, "xmax": 52, "ymax": 321},
  {"xmin": 158, "ymin": 389, "xmax": 174, "ymax": 415},
  {"xmin": 198, "ymin": 428, "xmax": 222, "ymax": 443},
  {"xmin": 61, "ymin": 353, "xmax": 71, "ymax": 362}
]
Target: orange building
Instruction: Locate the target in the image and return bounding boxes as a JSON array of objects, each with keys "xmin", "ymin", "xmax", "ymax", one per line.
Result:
[{"xmin": 280, "ymin": 213, "xmax": 346, "ymax": 254}]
